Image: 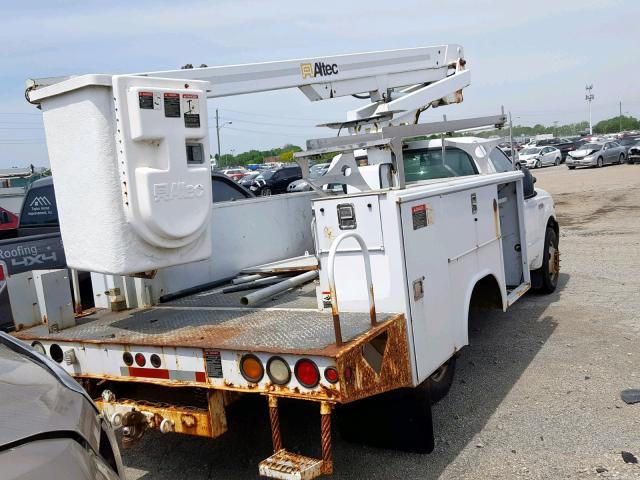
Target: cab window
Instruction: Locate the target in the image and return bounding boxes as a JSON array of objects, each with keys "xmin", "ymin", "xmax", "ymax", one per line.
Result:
[
  {"xmin": 403, "ymin": 147, "xmax": 477, "ymax": 183},
  {"xmin": 489, "ymin": 148, "xmax": 514, "ymax": 172}
]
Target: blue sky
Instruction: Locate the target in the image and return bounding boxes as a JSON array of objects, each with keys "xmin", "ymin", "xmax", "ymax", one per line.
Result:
[{"xmin": 1, "ymin": 0, "xmax": 638, "ymax": 168}]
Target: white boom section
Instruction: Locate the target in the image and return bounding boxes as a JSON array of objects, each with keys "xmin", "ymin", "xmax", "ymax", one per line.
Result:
[{"xmin": 27, "ymin": 45, "xmax": 469, "ymax": 130}]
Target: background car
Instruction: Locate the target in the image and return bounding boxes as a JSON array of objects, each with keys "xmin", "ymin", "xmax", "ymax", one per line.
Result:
[
  {"xmin": 518, "ymin": 146, "xmax": 562, "ymax": 168},
  {"xmin": 220, "ymin": 168, "xmax": 249, "ymax": 182},
  {"xmin": 0, "ymin": 332, "xmax": 124, "ymax": 479},
  {"xmin": 287, "ymin": 162, "xmax": 330, "ymax": 192},
  {"xmin": 617, "ymin": 137, "xmax": 640, "ymax": 157},
  {"xmin": 566, "ymin": 141, "xmax": 626, "ymax": 169},
  {"xmin": 627, "ymin": 141, "xmax": 640, "ymax": 164},
  {"xmin": 250, "ymin": 164, "xmax": 302, "ymax": 196},
  {"xmin": 238, "ymin": 171, "xmax": 261, "ymax": 189}
]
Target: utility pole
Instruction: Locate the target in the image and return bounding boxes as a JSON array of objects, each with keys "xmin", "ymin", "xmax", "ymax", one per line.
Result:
[
  {"xmin": 215, "ymin": 108, "xmax": 221, "ymax": 167},
  {"xmin": 509, "ymin": 111, "xmax": 515, "ymax": 167},
  {"xmin": 585, "ymin": 85, "xmax": 594, "ymax": 135}
]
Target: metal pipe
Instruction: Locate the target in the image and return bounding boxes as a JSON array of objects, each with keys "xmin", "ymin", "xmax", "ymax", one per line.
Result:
[
  {"xmin": 230, "ymin": 274, "xmax": 263, "ymax": 285},
  {"xmin": 222, "ymin": 275, "xmax": 286, "ymax": 294},
  {"xmin": 327, "ymin": 232, "xmax": 377, "ymax": 346},
  {"xmin": 69, "ymin": 268, "xmax": 82, "ymax": 314},
  {"xmin": 158, "ymin": 275, "xmax": 236, "ymax": 303},
  {"xmin": 240, "ymin": 270, "xmax": 318, "ymax": 306}
]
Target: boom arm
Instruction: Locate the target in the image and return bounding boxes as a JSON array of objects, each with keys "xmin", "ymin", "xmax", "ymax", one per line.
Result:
[{"xmin": 27, "ymin": 45, "xmax": 469, "ymax": 130}]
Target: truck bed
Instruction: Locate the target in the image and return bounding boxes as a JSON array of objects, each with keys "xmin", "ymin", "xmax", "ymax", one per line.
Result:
[{"xmin": 15, "ymin": 282, "xmax": 394, "ymax": 356}]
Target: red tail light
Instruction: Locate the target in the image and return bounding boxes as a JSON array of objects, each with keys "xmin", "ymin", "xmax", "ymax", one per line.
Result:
[
  {"xmin": 0, "ymin": 264, "xmax": 5, "ymax": 282},
  {"xmin": 134, "ymin": 353, "xmax": 146, "ymax": 367},
  {"xmin": 324, "ymin": 367, "xmax": 339, "ymax": 384},
  {"xmin": 294, "ymin": 359, "xmax": 320, "ymax": 388}
]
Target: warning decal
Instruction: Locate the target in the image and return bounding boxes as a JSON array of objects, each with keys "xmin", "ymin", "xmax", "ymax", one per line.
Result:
[
  {"xmin": 164, "ymin": 92, "xmax": 181, "ymax": 118},
  {"xmin": 182, "ymin": 93, "xmax": 201, "ymax": 128},
  {"xmin": 412, "ymin": 204, "xmax": 430, "ymax": 230},
  {"xmin": 204, "ymin": 350, "xmax": 223, "ymax": 378},
  {"xmin": 138, "ymin": 91, "xmax": 154, "ymax": 109}
]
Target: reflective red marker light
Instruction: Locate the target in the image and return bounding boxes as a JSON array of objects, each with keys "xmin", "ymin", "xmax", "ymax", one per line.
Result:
[{"xmin": 294, "ymin": 358, "xmax": 320, "ymax": 389}]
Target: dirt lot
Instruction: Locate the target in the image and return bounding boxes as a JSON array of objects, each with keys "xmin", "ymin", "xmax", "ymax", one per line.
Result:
[{"xmin": 123, "ymin": 164, "xmax": 640, "ymax": 480}]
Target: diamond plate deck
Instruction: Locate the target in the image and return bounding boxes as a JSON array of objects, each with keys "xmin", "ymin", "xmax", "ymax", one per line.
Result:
[{"xmin": 15, "ymin": 281, "xmax": 395, "ymax": 356}]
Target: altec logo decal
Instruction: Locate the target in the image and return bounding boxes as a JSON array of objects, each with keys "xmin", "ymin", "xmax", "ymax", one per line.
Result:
[
  {"xmin": 153, "ymin": 182, "xmax": 204, "ymax": 202},
  {"xmin": 300, "ymin": 62, "xmax": 339, "ymax": 79},
  {"xmin": 29, "ymin": 196, "xmax": 52, "ymax": 207}
]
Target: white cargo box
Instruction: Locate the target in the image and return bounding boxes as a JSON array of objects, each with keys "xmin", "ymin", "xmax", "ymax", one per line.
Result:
[{"xmin": 32, "ymin": 74, "xmax": 212, "ymax": 275}]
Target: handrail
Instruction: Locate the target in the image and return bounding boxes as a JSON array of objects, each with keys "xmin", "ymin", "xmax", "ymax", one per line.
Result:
[{"xmin": 327, "ymin": 232, "xmax": 377, "ymax": 346}]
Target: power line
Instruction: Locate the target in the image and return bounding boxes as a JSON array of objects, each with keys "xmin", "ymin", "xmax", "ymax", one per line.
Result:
[
  {"xmin": 222, "ymin": 126, "xmax": 314, "ymax": 138},
  {"xmin": 216, "ymin": 107, "xmax": 326, "ymax": 122},
  {"xmin": 218, "ymin": 116, "xmax": 320, "ymax": 129}
]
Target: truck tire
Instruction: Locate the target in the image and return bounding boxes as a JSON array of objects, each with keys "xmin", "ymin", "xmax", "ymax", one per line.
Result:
[
  {"xmin": 534, "ymin": 227, "xmax": 559, "ymax": 294},
  {"xmin": 425, "ymin": 357, "xmax": 456, "ymax": 404}
]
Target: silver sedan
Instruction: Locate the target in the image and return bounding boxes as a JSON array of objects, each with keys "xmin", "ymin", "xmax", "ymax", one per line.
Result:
[{"xmin": 566, "ymin": 141, "xmax": 626, "ymax": 169}]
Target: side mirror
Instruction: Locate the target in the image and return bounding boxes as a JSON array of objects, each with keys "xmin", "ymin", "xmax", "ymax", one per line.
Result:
[{"xmin": 521, "ymin": 167, "xmax": 537, "ymax": 199}]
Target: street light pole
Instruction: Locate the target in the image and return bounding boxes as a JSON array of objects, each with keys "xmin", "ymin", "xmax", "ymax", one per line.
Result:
[
  {"xmin": 619, "ymin": 101, "xmax": 623, "ymax": 133},
  {"xmin": 585, "ymin": 84, "xmax": 594, "ymax": 135},
  {"xmin": 214, "ymin": 109, "xmax": 232, "ymax": 168}
]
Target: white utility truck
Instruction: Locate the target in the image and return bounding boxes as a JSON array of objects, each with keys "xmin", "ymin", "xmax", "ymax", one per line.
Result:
[{"xmin": 11, "ymin": 45, "xmax": 559, "ymax": 478}]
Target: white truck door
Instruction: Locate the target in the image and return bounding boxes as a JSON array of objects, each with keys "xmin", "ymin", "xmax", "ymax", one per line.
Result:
[{"xmin": 399, "ymin": 196, "xmax": 453, "ymax": 382}]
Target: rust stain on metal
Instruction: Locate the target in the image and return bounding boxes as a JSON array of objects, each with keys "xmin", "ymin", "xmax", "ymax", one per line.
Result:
[
  {"xmin": 96, "ymin": 391, "xmax": 227, "ymax": 439},
  {"xmin": 320, "ymin": 401, "xmax": 333, "ymax": 474},
  {"xmin": 493, "ymin": 197, "xmax": 501, "ymax": 239},
  {"xmin": 335, "ymin": 315, "xmax": 412, "ymax": 403}
]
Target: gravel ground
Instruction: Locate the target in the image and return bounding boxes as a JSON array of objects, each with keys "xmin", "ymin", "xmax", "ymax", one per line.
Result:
[{"xmin": 123, "ymin": 164, "xmax": 640, "ymax": 479}]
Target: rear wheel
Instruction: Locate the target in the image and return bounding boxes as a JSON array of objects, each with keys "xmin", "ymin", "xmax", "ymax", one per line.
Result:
[
  {"xmin": 619, "ymin": 153, "xmax": 625, "ymax": 164},
  {"xmin": 534, "ymin": 227, "xmax": 559, "ymax": 294},
  {"xmin": 425, "ymin": 357, "xmax": 456, "ymax": 404},
  {"xmin": 554, "ymin": 157, "xmax": 560, "ymax": 166}
]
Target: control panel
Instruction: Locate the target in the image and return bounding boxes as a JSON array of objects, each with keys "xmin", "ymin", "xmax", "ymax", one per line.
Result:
[{"xmin": 112, "ymin": 75, "xmax": 212, "ymax": 249}]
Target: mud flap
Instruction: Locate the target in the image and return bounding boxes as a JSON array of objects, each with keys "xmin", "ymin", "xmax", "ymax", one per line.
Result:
[{"xmin": 336, "ymin": 386, "xmax": 434, "ymax": 453}]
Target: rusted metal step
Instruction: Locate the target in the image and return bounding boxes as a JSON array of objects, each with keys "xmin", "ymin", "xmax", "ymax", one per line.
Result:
[{"xmin": 258, "ymin": 449, "xmax": 323, "ymax": 480}]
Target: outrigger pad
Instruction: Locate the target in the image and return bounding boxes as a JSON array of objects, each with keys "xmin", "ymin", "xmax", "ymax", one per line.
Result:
[{"xmin": 336, "ymin": 387, "xmax": 434, "ymax": 453}]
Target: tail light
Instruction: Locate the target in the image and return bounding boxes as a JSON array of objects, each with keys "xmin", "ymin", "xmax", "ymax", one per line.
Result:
[
  {"xmin": 150, "ymin": 354, "xmax": 162, "ymax": 368},
  {"xmin": 240, "ymin": 354, "xmax": 264, "ymax": 383},
  {"xmin": 0, "ymin": 264, "xmax": 4, "ymax": 281},
  {"xmin": 134, "ymin": 353, "xmax": 146, "ymax": 367},
  {"xmin": 123, "ymin": 352, "xmax": 133, "ymax": 366},
  {"xmin": 266, "ymin": 356, "xmax": 291, "ymax": 385},
  {"xmin": 294, "ymin": 358, "xmax": 320, "ymax": 388},
  {"xmin": 324, "ymin": 366, "xmax": 339, "ymax": 384}
]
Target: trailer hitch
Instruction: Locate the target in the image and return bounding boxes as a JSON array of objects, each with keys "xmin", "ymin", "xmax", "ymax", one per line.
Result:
[{"xmin": 121, "ymin": 410, "xmax": 149, "ymax": 447}]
